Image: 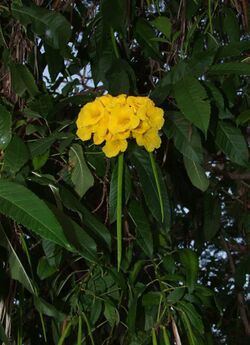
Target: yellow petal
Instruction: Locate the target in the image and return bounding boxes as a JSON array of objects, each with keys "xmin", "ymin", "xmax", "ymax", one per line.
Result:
[
  {"xmin": 98, "ymin": 94, "xmax": 113, "ymax": 107},
  {"xmin": 109, "ymin": 105, "xmax": 139, "ymax": 134},
  {"xmin": 93, "ymin": 132, "xmax": 105, "ymax": 145},
  {"xmin": 127, "ymin": 96, "xmax": 154, "ymax": 109},
  {"xmin": 134, "ymin": 129, "xmax": 161, "ymax": 152},
  {"xmin": 132, "ymin": 120, "xmax": 150, "ymax": 135},
  {"xmin": 116, "ymin": 130, "xmax": 131, "ymax": 140},
  {"xmin": 146, "ymin": 106, "xmax": 164, "ymax": 129},
  {"xmin": 77, "ymin": 101, "xmax": 105, "ymax": 126},
  {"xmin": 76, "ymin": 126, "xmax": 92, "ymax": 141},
  {"xmin": 102, "ymin": 138, "xmax": 128, "ymax": 158}
]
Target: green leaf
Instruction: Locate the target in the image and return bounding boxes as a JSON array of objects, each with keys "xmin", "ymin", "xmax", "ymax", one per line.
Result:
[
  {"xmin": 104, "ymin": 301, "xmax": 119, "ymax": 326},
  {"xmin": 165, "ymin": 113, "xmax": 203, "ymax": 162},
  {"xmin": 151, "ymin": 16, "xmax": 171, "ymax": 39},
  {"xmin": 134, "ymin": 18, "xmax": 160, "ymax": 59},
  {"xmin": 50, "ymin": 204, "xmax": 97, "ymax": 263},
  {"xmin": 0, "ymin": 179, "xmax": 73, "ymax": 250},
  {"xmin": 180, "ymin": 311, "xmax": 197, "ymax": 345},
  {"xmin": 32, "ymin": 150, "xmax": 50, "ymax": 170},
  {"xmin": 105, "ymin": 59, "xmax": 135, "ymax": 95},
  {"xmin": 0, "ymin": 104, "xmax": 12, "ymax": 150},
  {"xmin": 236, "ymin": 110, "xmax": 250, "ymax": 126},
  {"xmin": 101, "ymin": 0, "xmax": 126, "ymax": 32},
  {"xmin": 129, "ymin": 200, "xmax": 153, "ymax": 258},
  {"xmin": 0, "ymin": 223, "xmax": 35, "ymax": 294},
  {"xmin": 60, "ymin": 187, "xmax": 111, "ymax": 251},
  {"xmin": 179, "ymin": 248, "xmax": 198, "ymax": 293},
  {"xmin": 151, "ymin": 328, "xmax": 157, "ymax": 345},
  {"xmin": 37, "ymin": 256, "xmax": 57, "ymax": 280},
  {"xmin": 203, "ymin": 194, "xmax": 221, "ymax": 240},
  {"xmin": 9, "ymin": 63, "xmax": 39, "ymax": 97},
  {"xmin": 130, "ymin": 146, "xmax": 170, "ymax": 228},
  {"xmin": 29, "ymin": 135, "xmax": 57, "ymax": 158},
  {"xmin": 215, "ymin": 121, "xmax": 248, "ymax": 166},
  {"xmin": 4, "ymin": 135, "xmax": 30, "ymax": 173},
  {"xmin": 174, "ymin": 76, "xmax": 211, "ymax": 134},
  {"xmin": 42, "ymin": 240, "xmax": 62, "ymax": 268},
  {"xmin": 208, "ymin": 62, "xmax": 250, "ymax": 75},
  {"xmin": 34, "ymin": 296, "xmax": 66, "ymax": 321},
  {"xmin": 177, "ymin": 300, "xmax": 204, "ymax": 334},
  {"xmin": 184, "ymin": 157, "xmax": 209, "ymax": 192},
  {"xmin": 69, "ymin": 144, "xmax": 94, "ymax": 198},
  {"xmin": 12, "ymin": 3, "xmax": 71, "ymax": 50},
  {"xmin": 204, "ymin": 81, "xmax": 225, "ymax": 111},
  {"xmin": 167, "ymin": 287, "xmax": 185, "ymax": 304},
  {"xmin": 223, "ymin": 8, "xmax": 240, "ymax": 42}
]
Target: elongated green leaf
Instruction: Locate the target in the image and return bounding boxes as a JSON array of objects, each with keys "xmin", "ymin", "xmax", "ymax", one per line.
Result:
[
  {"xmin": 129, "ymin": 201, "xmax": 153, "ymax": 258},
  {"xmin": 165, "ymin": 113, "xmax": 203, "ymax": 162},
  {"xmin": 203, "ymin": 194, "xmax": 221, "ymax": 240},
  {"xmin": 179, "ymin": 248, "xmax": 198, "ymax": 293},
  {"xmin": 204, "ymin": 81, "xmax": 225, "ymax": 111},
  {"xmin": 151, "ymin": 16, "xmax": 171, "ymax": 39},
  {"xmin": 174, "ymin": 77, "xmax": 211, "ymax": 134},
  {"xmin": 130, "ymin": 146, "xmax": 171, "ymax": 228},
  {"xmin": 0, "ymin": 223, "xmax": 35, "ymax": 294},
  {"xmin": 0, "ymin": 104, "xmax": 12, "ymax": 150},
  {"xmin": 60, "ymin": 187, "xmax": 111, "ymax": 250},
  {"xmin": 49, "ymin": 204, "xmax": 97, "ymax": 262},
  {"xmin": 12, "ymin": 4, "xmax": 71, "ymax": 50},
  {"xmin": 215, "ymin": 121, "xmax": 248, "ymax": 166},
  {"xmin": 208, "ymin": 62, "xmax": 250, "ymax": 75},
  {"xmin": 10, "ymin": 64, "xmax": 39, "ymax": 97},
  {"xmin": 184, "ymin": 157, "xmax": 209, "ymax": 191},
  {"xmin": 0, "ymin": 180, "xmax": 72, "ymax": 250},
  {"xmin": 161, "ymin": 326, "xmax": 171, "ymax": 345},
  {"xmin": 180, "ymin": 311, "xmax": 197, "ymax": 345},
  {"xmin": 69, "ymin": 144, "xmax": 94, "ymax": 198},
  {"xmin": 4, "ymin": 135, "xmax": 30, "ymax": 173},
  {"xmin": 34, "ymin": 296, "xmax": 65, "ymax": 321},
  {"xmin": 177, "ymin": 301, "xmax": 204, "ymax": 334},
  {"xmin": 135, "ymin": 18, "xmax": 159, "ymax": 59},
  {"xmin": 152, "ymin": 328, "xmax": 158, "ymax": 345}
]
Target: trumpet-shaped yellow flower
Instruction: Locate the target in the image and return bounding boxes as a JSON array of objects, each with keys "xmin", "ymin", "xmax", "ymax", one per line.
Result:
[
  {"xmin": 76, "ymin": 94, "xmax": 165, "ymax": 157},
  {"xmin": 134, "ymin": 128, "xmax": 161, "ymax": 152},
  {"xmin": 109, "ymin": 105, "xmax": 139, "ymax": 134},
  {"xmin": 77, "ymin": 101, "xmax": 105, "ymax": 127},
  {"xmin": 102, "ymin": 138, "xmax": 128, "ymax": 158}
]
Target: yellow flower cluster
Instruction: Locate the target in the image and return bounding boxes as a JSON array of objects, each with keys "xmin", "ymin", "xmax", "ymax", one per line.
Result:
[{"xmin": 76, "ymin": 94, "xmax": 164, "ymax": 158}]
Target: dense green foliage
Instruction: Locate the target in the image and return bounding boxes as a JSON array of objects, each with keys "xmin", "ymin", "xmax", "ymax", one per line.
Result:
[{"xmin": 0, "ymin": 0, "xmax": 250, "ymax": 344}]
